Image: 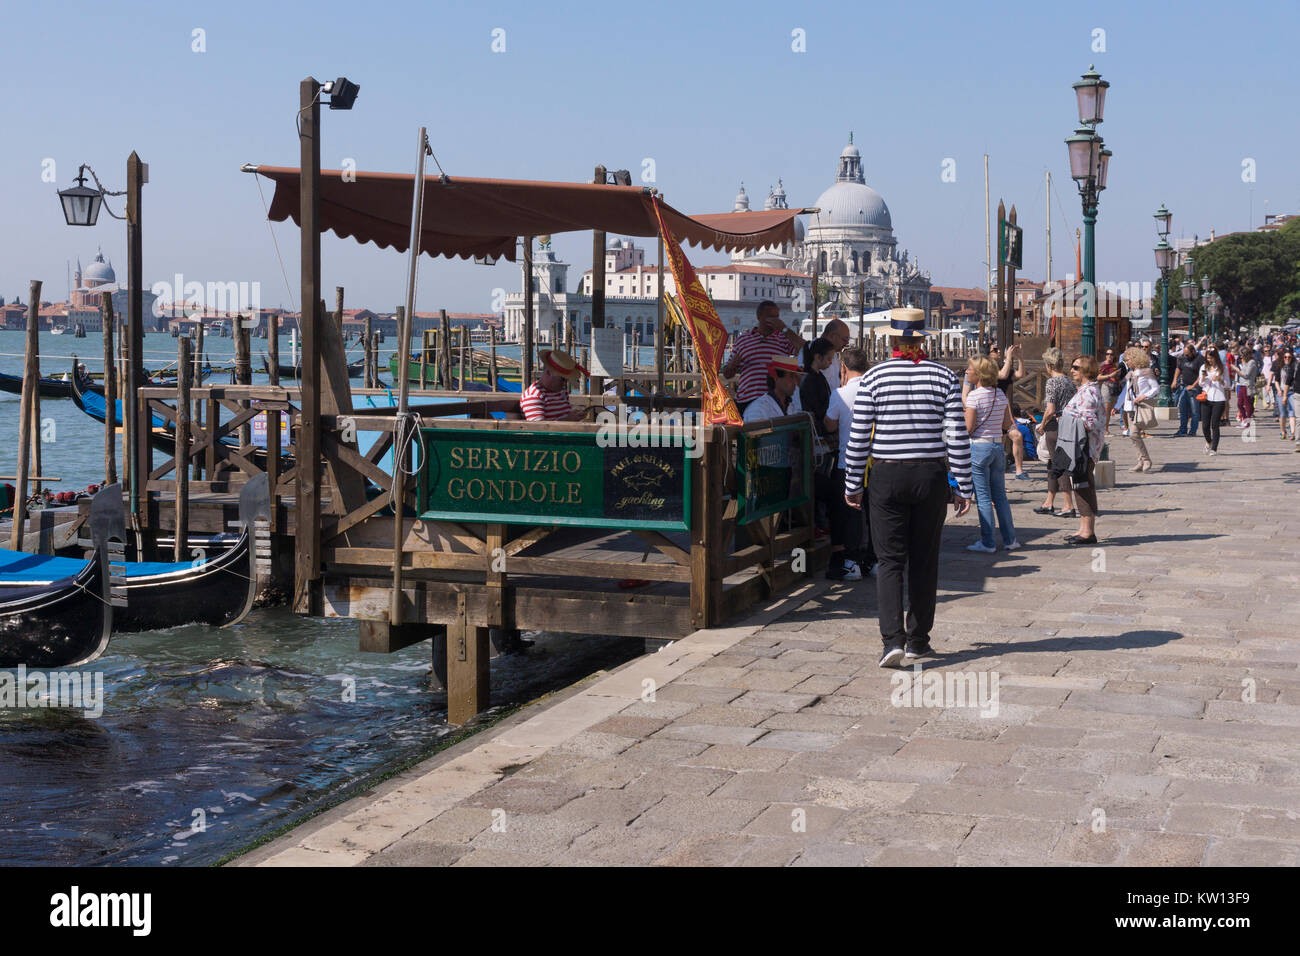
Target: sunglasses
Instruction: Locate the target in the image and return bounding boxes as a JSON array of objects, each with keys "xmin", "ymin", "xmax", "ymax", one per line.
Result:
[{"xmin": 1071, "ymin": 364, "xmax": 1082, "ymax": 370}]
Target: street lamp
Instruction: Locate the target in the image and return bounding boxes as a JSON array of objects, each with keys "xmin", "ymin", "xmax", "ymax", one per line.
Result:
[
  {"xmin": 57, "ymin": 164, "xmax": 126, "ymax": 226},
  {"xmin": 1153, "ymin": 233, "xmax": 1174, "ymax": 406},
  {"xmin": 1065, "ymin": 65, "xmax": 1110, "ymax": 358}
]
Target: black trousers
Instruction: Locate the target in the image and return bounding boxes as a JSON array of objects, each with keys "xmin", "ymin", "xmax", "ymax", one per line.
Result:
[
  {"xmin": 1202, "ymin": 400, "xmax": 1225, "ymax": 450},
  {"xmin": 867, "ymin": 459, "xmax": 949, "ymax": 646}
]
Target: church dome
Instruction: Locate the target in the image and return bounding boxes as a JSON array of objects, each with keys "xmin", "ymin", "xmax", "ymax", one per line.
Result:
[
  {"xmin": 812, "ymin": 181, "xmax": 892, "ymax": 229},
  {"xmin": 83, "ymin": 249, "xmax": 115, "ymax": 286},
  {"xmin": 733, "ymin": 183, "xmax": 750, "ymax": 212}
]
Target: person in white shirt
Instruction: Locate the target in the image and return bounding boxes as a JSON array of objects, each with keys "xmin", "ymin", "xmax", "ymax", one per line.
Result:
[{"xmin": 823, "ymin": 347, "xmax": 870, "ymax": 580}]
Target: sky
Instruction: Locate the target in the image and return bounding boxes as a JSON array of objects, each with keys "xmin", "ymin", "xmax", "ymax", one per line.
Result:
[{"xmin": 2, "ymin": 0, "xmax": 1297, "ymax": 315}]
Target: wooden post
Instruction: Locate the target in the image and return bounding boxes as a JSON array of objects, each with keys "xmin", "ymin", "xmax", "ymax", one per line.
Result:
[
  {"xmin": 119, "ymin": 325, "xmax": 131, "ymax": 491},
  {"xmin": 419, "ymin": 324, "xmax": 428, "ymax": 389},
  {"xmin": 235, "ymin": 322, "xmax": 251, "ymax": 449},
  {"xmin": 193, "ymin": 313, "xmax": 206, "ymax": 480},
  {"xmin": 174, "ymin": 336, "xmax": 191, "ymax": 561},
  {"xmin": 363, "ymin": 314, "xmax": 373, "ymax": 388},
  {"xmin": 489, "ymin": 324, "xmax": 499, "ymax": 389},
  {"xmin": 590, "ymin": 167, "xmax": 606, "ymax": 399},
  {"xmin": 295, "ymin": 76, "xmax": 323, "ymax": 615},
  {"xmin": 995, "ymin": 199, "xmax": 1006, "ymax": 354},
  {"xmin": 101, "ymin": 293, "xmax": 117, "ymax": 486},
  {"xmin": 267, "ymin": 311, "xmax": 280, "ymax": 386},
  {"xmin": 127, "ymin": 152, "xmax": 147, "ymax": 531},
  {"xmin": 457, "ymin": 326, "xmax": 466, "ymax": 391},
  {"xmin": 11, "ymin": 282, "xmax": 41, "ymax": 551},
  {"xmin": 522, "ymin": 237, "xmax": 535, "ymax": 386},
  {"xmin": 439, "ymin": 309, "xmax": 451, "ymax": 389},
  {"xmin": 30, "ymin": 338, "xmax": 43, "ymax": 501},
  {"xmin": 656, "ymin": 235, "xmax": 664, "ymax": 396},
  {"xmin": 446, "ymin": 592, "xmax": 490, "ymax": 726},
  {"xmin": 858, "ymin": 281, "xmax": 865, "ymax": 345}
]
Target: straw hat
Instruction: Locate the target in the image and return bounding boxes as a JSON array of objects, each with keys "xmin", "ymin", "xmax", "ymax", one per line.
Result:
[
  {"xmin": 766, "ymin": 354, "xmax": 806, "ymax": 376},
  {"xmin": 540, "ymin": 349, "xmax": 587, "ymax": 378},
  {"xmin": 887, "ymin": 308, "xmax": 931, "ymax": 339}
]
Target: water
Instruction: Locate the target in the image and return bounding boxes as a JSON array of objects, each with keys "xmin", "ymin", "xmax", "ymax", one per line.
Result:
[{"xmin": 0, "ymin": 330, "xmax": 646, "ymax": 865}]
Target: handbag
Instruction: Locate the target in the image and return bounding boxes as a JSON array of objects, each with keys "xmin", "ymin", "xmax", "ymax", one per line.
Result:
[{"xmin": 1135, "ymin": 402, "xmax": 1157, "ymax": 430}]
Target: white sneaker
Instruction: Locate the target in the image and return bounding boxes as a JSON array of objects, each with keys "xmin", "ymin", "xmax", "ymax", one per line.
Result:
[
  {"xmin": 842, "ymin": 560, "xmax": 863, "ymax": 581},
  {"xmin": 966, "ymin": 541, "xmax": 997, "ymax": 553},
  {"xmin": 1003, "ymin": 540, "xmax": 1021, "ymax": 551}
]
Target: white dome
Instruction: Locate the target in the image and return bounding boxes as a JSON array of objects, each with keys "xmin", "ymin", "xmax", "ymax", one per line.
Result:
[
  {"xmin": 812, "ymin": 181, "xmax": 892, "ymax": 229},
  {"xmin": 83, "ymin": 249, "xmax": 115, "ymax": 286},
  {"xmin": 733, "ymin": 183, "xmax": 750, "ymax": 212}
]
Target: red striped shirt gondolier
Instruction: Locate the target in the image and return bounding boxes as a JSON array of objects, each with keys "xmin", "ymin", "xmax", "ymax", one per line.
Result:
[
  {"xmin": 728, "ymin": 328, "xmax": 792, "ymax": 404},
  {"xmin": 520, "ymin": 381, "xmax": 573, "ymax": 421}
]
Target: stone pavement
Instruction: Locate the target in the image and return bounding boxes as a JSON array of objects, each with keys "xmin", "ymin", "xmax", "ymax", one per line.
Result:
[{"xmin": 242, "ymin": 423, "xmax": 1300, "ymax": 867}]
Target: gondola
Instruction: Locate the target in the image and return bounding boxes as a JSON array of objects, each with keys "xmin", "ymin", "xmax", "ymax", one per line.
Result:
[
  {"xmin": 0, "ymin": 483, "xmax": 118, "ymax": 667},
  {"xmin": 262, "ymin": 355, "xmax": 365, "ymax": 379},
  {"xmin": 0, "ymin": 369, "xmax": 103, "ymax": 399},
  {"xmin": 0, "ymin": 478, "xmax": 269, "ymax": 666}
]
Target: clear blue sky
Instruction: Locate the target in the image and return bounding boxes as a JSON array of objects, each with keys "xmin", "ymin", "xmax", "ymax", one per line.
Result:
[{"xmin": 3, "ymin": 0, "xmax": 1296, "ymax": 313}]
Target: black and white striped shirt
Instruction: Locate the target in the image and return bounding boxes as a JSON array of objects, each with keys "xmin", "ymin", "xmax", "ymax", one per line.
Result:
[{"xmin": 843, "ymin": 357, "xmax": 973, "ymax": 497}]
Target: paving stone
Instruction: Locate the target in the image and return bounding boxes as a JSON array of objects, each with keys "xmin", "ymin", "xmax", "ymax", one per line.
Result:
[
  {"xmin": 1238, "ymin": 807, "xmax": 1300, "ymax": 841},
  {"xmin": 451, "ymin": 848, "xmax": 553, "ymax": 867},
  {"xmin": 759, "ymin": 711, "xmax": 857, "ymax": 734},
  {"xmin": 462, "ymin": 778, "xmax": 587, "ymax": 814},
  {"xmin": 1203, "ymin": 837, "xmax": 1300, "ymax": 867},
  {"xmin": 791, "ymin": 674, "xmax": 853, "ymax": 695},
  {"xmin": 1052, "ymin": 825, "xmax": 1123, "ymax": 864},
  {"xmin": 652, "ymin": 723, "xmax": 766, "ymax": 747},
  {"xmin": 654, "ymin": 683, "xmax": 746, "ymax": 705},
  {"xmin": 742, "ymin": 803, "xmax": 847, "ymax": 838},
  {"xmin": 791, "ymin": 843, "xmax": 877, "ymax": 866},
  {"xmin": 588, "ymin": 715, "xmax": 670, "ymax": 739},
  {"xmin": 727, "ymin": 670, "xmax": 807, "ymax": 692},
  {"xmin": 1121, "ymin": 831, "xmax": 1209, "ymax": 866},
  {"xmin": 1163, "ymin": 804, "xmax": 1243, "ymax": 837},
  {"xmin": 834, "ymin": 810, "xmax": 978, "ymax": 850},
  {"xmin": 902, "ymin": 786, "xmax": 1087, "ymax": 822},
  {"xmin": 685, "ymin": 744, "xmax": 793, "ymax": 773},
  {"xmin": 731, "ymin": 690, "xmax": 820, "ymax": 713},
  {"xmin": 616, "ymin": 696, "xmax": 700, "ymax": 720},
  {"xmin": 751, "ymin": 729, "xmax": 840, "ymax": 751},
  {"xmin": 563, "ymin": 824, "xmax": 681, "ymax": 865},
  {"xmin": 712, "ymin": 771, "xmax": 815, "ymax": 804},
  {"xmin": 624, "ymin": 764, "xmax": 734, "ymax": 798},
  {"xmin": 469, "ymin": 813, "xmax": 598, "ymax": 853},
  {"xmin": 894, "ymin": 737, "xmax": 1019, "ymax": 766},
  {"xmin": 676, "ymin": 704, "xmax": 776, "ymax": 728},
  {"xmin": 634, "ymin": 796, "xmax": 768, "ymax": 834},
  {"xmin": 806, "ymin": 777, "xmax": 916, "ymax": 811},
  {"xmin": 620, "ymin": 737, "xmax": 710, "ymax": 763},
  {"xmin": 861, "ymin": 755, "xmax": 961, "ymax": 784},
  {"xmin": 552, "ymin": 731, "xmax": 637, "ymax": 758},
  {"xmin": 549, "ymin": 787, "xmax": 667, "ymax": 827},
  {"xmin": 959, "ymin": 818, "xmax": 1063, "ymax": 861}
]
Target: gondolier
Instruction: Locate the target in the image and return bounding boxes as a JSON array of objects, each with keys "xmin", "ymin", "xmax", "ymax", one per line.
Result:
[
  {"xmin": 520, "ymin": 349, "xmax": 586, "ymax": 421},
  {"xmin": 843, "ymin": 309, "xmax": 973, "ymax": 668}
]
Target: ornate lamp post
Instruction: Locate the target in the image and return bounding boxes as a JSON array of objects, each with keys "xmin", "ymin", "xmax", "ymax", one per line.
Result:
[
  {"xmin": 1154, "ymin": 230, "xmax": 1174, "ymax": 407},
  {"xmin": 1182, "ymin": 253, "xmax": 1197, "ymax": 338},
  {"xmin": 1065, "ymin": 66, "xmax": 1110, "ymax": 358},
  {"xmin": 1200, "ymin": 274, "xmax": 1212, "ymax": 343}
]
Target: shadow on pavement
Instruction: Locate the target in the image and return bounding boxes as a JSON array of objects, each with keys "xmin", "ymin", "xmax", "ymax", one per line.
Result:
[{"xmin": 933, "ymin": 628, "xmax": 1182, "ymax": 666}]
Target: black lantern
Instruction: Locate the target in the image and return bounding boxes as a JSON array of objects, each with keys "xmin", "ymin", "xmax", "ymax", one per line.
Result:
[{"xmin": 58, "ymin": 166, "xmax": 103, "ymax": 226}]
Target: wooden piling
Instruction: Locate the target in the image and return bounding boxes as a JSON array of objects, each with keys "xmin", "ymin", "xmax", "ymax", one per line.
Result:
[
  {"xmin": 235, "ymin": 322, "xmax": 251, "ymax": 449},
  {"xmin": 127, "ymin": 152, "xmax": 147, "ymax": 532},
  {"xmin": 446, "ymin": 592, "xmax": 490, "ymax": 726},
  {"xmin": 419, "ymin": 325, "xmax": 428, "ymax": 390},
  {"xmin": 174, "ymin": 336, "xmax": 191, "ymax": 561},
  {"xmin": 363, "ymin": 314, "xmax": 373, "ymax": 387},
  {"xmin": 523, "ymin": 237, "xmax": 534, "ymax": 386},
  {"xmin": 10, "ymin": 281, "xmax": 41, "ymax": 552},
  {"xmin": 267, "ymin": 310, "xmax": 280, "ymax": 386},
  {"xmin": 101, "ymin": 292, "xmax": 117, "ymax": 486},
  {"xmin": 295, "ymin": 76, "xmax": 323, "ymax": 615},
  {"xmin": 489, "ymin": 325, "xmax": 499, "ymax": 389},
  {"xmin": 439, "ymin": 309, "xmax": 451, "ymax": 389},
  {"xmin": 457, "ymin": 326, "xmax": 466, "ymax": 391}
]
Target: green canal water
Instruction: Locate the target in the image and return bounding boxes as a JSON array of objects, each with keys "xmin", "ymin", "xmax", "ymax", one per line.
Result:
[{"xmin": 0, "ymin": 330, "xmax": 646, "ymax": 865}]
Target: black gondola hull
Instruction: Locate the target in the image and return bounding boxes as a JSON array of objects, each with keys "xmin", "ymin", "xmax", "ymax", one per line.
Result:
[
  {"xmin": 0, "ymin": 563, "xmax": 111, "ymax": 668},
  {"xmin": 114, "ymin": 529, "xmax": 256, "ymax": 632}
]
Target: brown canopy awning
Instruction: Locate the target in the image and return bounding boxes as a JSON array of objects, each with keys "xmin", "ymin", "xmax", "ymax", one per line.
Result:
[{"xmin": 249, "ymin": 165, "xmax": 806, "ymax": 261}]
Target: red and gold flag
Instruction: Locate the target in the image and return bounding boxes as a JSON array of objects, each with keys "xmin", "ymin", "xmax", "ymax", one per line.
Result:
[{"xmin": 652, "ymin": 197, "xmax": 741, "ymax": 425}]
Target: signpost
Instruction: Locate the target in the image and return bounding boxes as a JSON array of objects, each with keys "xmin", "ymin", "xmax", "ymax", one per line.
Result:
[
  {"xmin": 735, "ymin": 420, "xmax": 812, "ymax": 524},
  {"xmin": 418, "ymin": 428, "xmax": 690, "ymax": 531}
]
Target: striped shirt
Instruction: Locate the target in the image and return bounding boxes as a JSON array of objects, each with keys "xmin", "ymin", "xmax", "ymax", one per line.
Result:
[
  {"xmin": 843, "ymin": 358, "xmax": 973, "ymax": 498},
  {"xmin": 519, "ymin": 381, "xmax": 572, "ymax": 421},
  {"xmin": 965, "ymin": 385, "xmax": 1008, "ymax": 440},
  {"xmin": 728, "ymin": 329, "xmax": 791, "ymax": 403}
]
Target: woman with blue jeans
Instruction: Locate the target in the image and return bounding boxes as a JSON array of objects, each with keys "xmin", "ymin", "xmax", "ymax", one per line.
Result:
[{"xmin": 964, "ymin": 357, "xmax": 1019, "ymax": 553}]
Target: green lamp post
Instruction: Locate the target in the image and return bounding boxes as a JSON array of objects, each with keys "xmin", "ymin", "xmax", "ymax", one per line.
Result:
[
  {"xmin": 1154, "ymin": 235, "xmax": 1174, "ymax": 407},
  {"xmin": 1065, "ymin": 65, "xmax": 1110, "ymax": 359}
]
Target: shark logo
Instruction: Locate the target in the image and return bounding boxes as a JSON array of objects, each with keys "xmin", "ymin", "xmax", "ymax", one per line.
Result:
[{"xmin": 622, "ymin": 469, "xmax": 664, "ymax": 492}]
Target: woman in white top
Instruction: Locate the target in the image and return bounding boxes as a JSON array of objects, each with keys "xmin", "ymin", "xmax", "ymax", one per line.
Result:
[
  {"xmin": 1197, "ymin": 348, "xmax": 1228, "ymax": 454},
  {"xmin": 1122, "ymin": 346, "xmax": 1159, "ymax": 472},
  {"xmin": 963, "ymin": 356, "xmax": 1019, "ymax": 553}
]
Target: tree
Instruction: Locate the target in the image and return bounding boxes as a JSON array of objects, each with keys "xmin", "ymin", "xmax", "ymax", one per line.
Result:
[{"xmin": 1172, "ymin": 219, "xmax": 1300, "ymax": 334}]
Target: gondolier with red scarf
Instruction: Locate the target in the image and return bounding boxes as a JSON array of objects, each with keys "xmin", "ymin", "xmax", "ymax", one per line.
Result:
[{"xmin": 843, "ymin": 309, "xmax": 973, "ymax": 668}]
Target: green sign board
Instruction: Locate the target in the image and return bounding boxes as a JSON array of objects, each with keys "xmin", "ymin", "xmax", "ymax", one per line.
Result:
[
  {"xmin": 417, "ymin": 428, "xmax": 690, "ymax": 531},
  {"xmin": 736, "ymin": 420, "xmax": 812, "ymax": 525},
  {"xmin": 999, "ymin": 219, "xmax": 1023, "ymax": 270}
]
